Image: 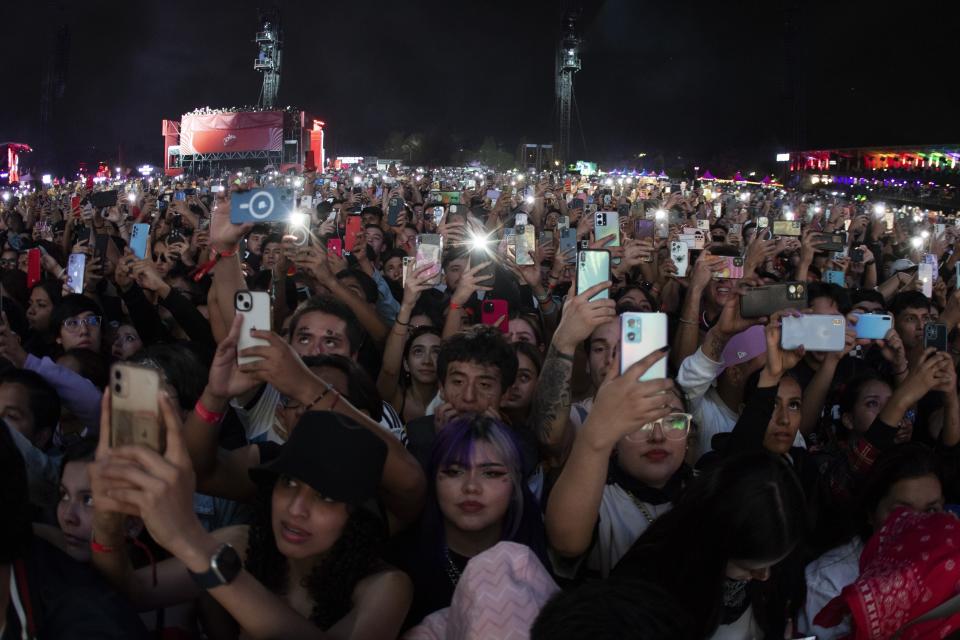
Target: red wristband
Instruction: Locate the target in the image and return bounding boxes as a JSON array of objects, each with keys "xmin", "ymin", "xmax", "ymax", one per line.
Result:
[
  {"xmin": 194, "ymin": 399, "xmax": 225, "ymax": 425},
  {"xmin": 450, "ymin": 302, "xmax": 462, "ymax": 310},
  {"xmin": 329, "ymin": 391, "xmax": 341, "ymax": 411},
  {"xmin": 193, "ymin": 245, "xmax": 239, "ymax": 282},
  {"xmin": 90, "ymin": 539, "xmax": 116, "ymax": 553}
]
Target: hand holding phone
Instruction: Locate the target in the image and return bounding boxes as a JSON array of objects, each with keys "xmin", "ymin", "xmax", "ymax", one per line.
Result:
[{"xmin": 110, "ymin": 363, "xmax": 164, "ymax": 452}]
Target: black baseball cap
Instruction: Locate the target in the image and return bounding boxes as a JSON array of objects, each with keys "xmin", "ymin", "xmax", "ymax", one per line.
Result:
[{"xmin": 249, "ymin": 411, "xmax": 386, "ymax": 507}]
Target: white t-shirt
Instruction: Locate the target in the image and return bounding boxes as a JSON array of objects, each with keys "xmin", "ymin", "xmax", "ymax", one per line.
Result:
[
  {"xmin": 798, "ymin": 537, "xmax": 863, "ymax": 639},
  {"xmin": 552, "ymin": 483, "xmax": 670, "ymax": 580}
]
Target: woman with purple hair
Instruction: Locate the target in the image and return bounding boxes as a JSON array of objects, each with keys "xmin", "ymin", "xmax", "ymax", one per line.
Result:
[{"xmin": 391, "ymin": 414, "xmax": 548, "ymax": 628}]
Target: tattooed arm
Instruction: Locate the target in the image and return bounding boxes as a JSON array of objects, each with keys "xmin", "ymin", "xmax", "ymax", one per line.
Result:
[
  {"xmin": 530, "ymin": 345, "xmax": 577, "ymax": 464},
  {"xmin": 530, "ymin": 282, "xmax": 617, "ymax": 467}
]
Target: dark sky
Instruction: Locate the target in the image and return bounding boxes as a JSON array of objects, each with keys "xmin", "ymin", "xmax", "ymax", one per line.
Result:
[{"xmin": 1, "ymin": 0, "xmax": 956, "ymax": 172}]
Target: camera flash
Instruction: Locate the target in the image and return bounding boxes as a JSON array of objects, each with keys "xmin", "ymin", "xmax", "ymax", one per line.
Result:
[{"xmin": 288, "ymin": 212, "xmax": 309, "ymax": 228}]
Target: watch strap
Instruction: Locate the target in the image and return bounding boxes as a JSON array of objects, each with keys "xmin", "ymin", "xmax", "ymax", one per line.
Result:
[{"xmin": 187, "ymin": 543, "xmax": 241, "ymax": 590}]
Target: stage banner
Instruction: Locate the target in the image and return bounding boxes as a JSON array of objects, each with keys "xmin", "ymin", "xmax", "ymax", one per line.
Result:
[{"xmin": 179, "ymin": 111, "xmax": 283, "ymax": 155}]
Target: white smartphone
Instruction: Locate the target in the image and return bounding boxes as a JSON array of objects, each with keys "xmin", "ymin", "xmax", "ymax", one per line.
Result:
[
  {"xmin": 620, "ymin": 312, "xmax": 668, "ymax": 381},
  {"xmin": 670, "ymin": 241, "xmax": 689, "ymax": 277},
  {"xmin": 919, "ymin": 263, "xmax": 934, "ymax": 298},
  {"xmin": 67, "ymin": 253, "xmax": 86, "ymax": 295},
  {"xmin": 110, "ymin": 363, "xmax": 163, "ymax": 452},
  {"xmin": 235, "ymin": 291, "xmax": 272, "ymax": 365},
  {"xmin": 781, "ymin": 315, "xmax": 846, "ymax": 352}
]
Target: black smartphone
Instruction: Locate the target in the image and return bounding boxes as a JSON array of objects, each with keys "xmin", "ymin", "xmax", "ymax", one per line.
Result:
[
  {"xmin": 90, "ymin": 190, "xmax": 118, "ymax": 209},
  {"xmin": 740, "ymin": 282, "xmax": 808, "ymax": 318},
  {"xmin": 924, "ymin": 323, "xmax": 948, "ymax": 352},
  {"xmin": 850, "ymin": 248, "xmax": 865, "ymax": 263},
  {"xmin": 815, "ymin": 233, "xmax": 847, "ymax": 253}
]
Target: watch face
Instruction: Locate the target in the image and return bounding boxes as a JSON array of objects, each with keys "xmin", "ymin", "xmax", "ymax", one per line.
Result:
[{"xmin": 213, "ymin": 544, "xmax": 243, "ymax": 583}]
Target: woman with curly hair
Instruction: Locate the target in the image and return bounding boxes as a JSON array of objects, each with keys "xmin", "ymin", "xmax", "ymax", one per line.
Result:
[{"xmin": 90, "ymin": 406, "xmax": 412, "ymax": 639}]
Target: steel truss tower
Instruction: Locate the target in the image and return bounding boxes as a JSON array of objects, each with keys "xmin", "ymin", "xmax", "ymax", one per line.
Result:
[
  {"xmin": 555, "ymin": 10, "xmax": 581, "ymax": 165},
  {"xmin": 254, "ymin": 11, "xmax": 283, "ymax": 109}
]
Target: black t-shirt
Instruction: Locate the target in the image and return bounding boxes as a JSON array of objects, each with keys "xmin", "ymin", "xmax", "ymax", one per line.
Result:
[{"xmin": 3, "ymin": 537, "xmax": 149, "ymax": 640}]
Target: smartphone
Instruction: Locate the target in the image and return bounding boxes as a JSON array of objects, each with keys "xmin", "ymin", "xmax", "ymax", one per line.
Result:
[
  {"xmin": 824, "ymin": 270, "xmax": 845, "ymax": 286},
  {"xmin": 94, "ymin": 234, "xmax": 110, "ymax": 266},
  {"xmin": 27, "ymin": 248, "xmax": 42, "ymax": 288},
  {"xmin": 66, "ymin": 253, "xmax": 86, "ymax": 294},
  {"xmin": 387, "ymin": 196, "xmax": 403, "ymax": 226},
  {"xmin": 922, "ymin": 254, "xmax": 939, "ymax": 281},
  {"xmin": 815, "ymin": 233, "xmax": 847, "ymax": 252},
  {"xmin": 877, "ymin": 208, "xmax": 894, "ymax": 231},
  {"xmin": 576, "ymin": 250, "xmax": 610, "ymax": 301},
  {"xmin": 670, "ymin": 241, "xmax": 689, "ymax": 277},
  {"xmin": 757, "ymin": 216, "xmax": 769, "ymax": 229},
  {"xmin": 620, "ymin": 312, "xmax": 668, "ymax": 381},
  {"xmin": 481, "ymin": 299, "xmax": 509, "ymax": 333},
  {"xmin": 653, "ymin": 218, "xmax": 670, "ymax": 240},
  {"xmin": 715, "ymin": 256, "xmax": 744, "ymax": 279},
  {"xmin": 924, "ymin": 323, "xmax": 948, "ymax": 352},
  {"xmin": 781, "ymin": 315, "xmax": 846, "ymax": 352},
  {"xmin": 678, "ymin": 231, "xmax": 706, "ymax": 250},
  {"xmin": 70, "ymin": 195, "xmax": 81, "ymax": 212},
  {"xmin": 540, "ymin": 230, "xmax": 555, "ymax": 246},
  {"xmin": 110, "ymin": 363, "xmax": 163, "ymax": 453},
  {"xmin": 401, "ymin": 256, "xmax": 414, "ymax": 288},
  {"xmin": 773, "ymin": 220, "xmax": 801, "ymax": 237},
  {"xmin": 235, "ymin": 291, "xmax": 272, "ymax": 366},
  {"xmin": 635, "ymin": 219, "xmax": 655, "ymax": 239},
  {"xmin": 326, "ymin": 238, "xmax": 343, "ymax": 258},
  {"xmin": 90, "ymin": 190, "xmax": 118, "ymax": 209},
  {"xmin": 230, "ymin": 187, "xmax": 295, "ymax": 223},
  {"xmin": 853, "ymin": 313, "xmax": 893, "ymax": 340},
  {"xmin": 559, "ymin": 228, "xmax": 578, "ymax": 263},
  {"xmin": 594, "ymin": 212, "xmax": 620, "ymax": 247},
  {"xmin": 557, "ymin": 215, "xmax": 570, "ymax": 231},
  {"xmin": 850, "ymin": 248, "xmax": 865, "ymax": 263},
  {"xmin": 130, "ymin": 223, "xmax": 150, "ymax": 260},
  {"xmin": 740, "ymin": 282, "xmax": 808, "ymax": 318},
  {"xmin": 344, "ymin": 215, "xmax": 363, "ymax": 253},
  {"xmin": 569, "ymin": 198, "xmax": 584, "ymax": 211},
  {"xmin": 416, "ymin": 234, "xmax": 443, "ymax": 286},
  {"xmin": 919, "ymin": 263, "xmax": 934, "ymax": 298},
  {"xmin": 173, "ymin": 191, "xmax": 187, "ymax": 202},
  {"xmin": 515, "ymin": 224, "xmax": 536, "ymax": 265},
  {"xmin": 469, "ymin": 247, "xmax": 496, "ymax": 284}
]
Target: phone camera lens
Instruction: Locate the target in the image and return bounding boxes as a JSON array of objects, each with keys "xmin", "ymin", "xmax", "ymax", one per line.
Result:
[
  {"xmin": 114, "ymin": 370, "xmax": 122, "ymax": 380},
  {"xmin": 114, "ymin": 384, "xmax": 122, "ymax": 394},
  {"xmin": 627, "ymin": 332, "xmax": 636, "ymax": 341},
  {"xmin": 788, "ymin": 285, "xmax": 796, "ymax": 293}
]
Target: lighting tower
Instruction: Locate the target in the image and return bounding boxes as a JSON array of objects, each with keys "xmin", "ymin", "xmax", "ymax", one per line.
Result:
[
  {"xmin": 254, "ymin": 10, "xmax": 283, "ymax": 109},
  {"xmin": 555, "ymin": 10, "xmax": 581, "ymax": 166}
]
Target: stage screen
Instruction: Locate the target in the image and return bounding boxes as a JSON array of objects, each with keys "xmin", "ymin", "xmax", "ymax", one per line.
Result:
[{"xmin": 179, "ymin": 111, "xmax": 283, "ymax": 155}]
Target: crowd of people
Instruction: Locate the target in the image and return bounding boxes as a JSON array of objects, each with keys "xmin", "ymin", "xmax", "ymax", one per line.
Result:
[{"xmin": 2, "ymin": 165, "xmax": 960, "ymax": 639}]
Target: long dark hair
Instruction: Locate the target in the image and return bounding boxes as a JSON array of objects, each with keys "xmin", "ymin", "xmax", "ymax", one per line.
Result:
[
  {"xmin": 244, "ymin": 480, "xmax": 386, "ymax": 630},
  {"xmin": 857, "ymin": 443, "xmax": 942, "ymax": 538},
  {"xmin": 612, "ymin": 451, "xmax": 807, "ymax": 639}
]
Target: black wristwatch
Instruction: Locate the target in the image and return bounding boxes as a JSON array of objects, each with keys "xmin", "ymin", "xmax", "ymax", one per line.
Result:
[{"xmin": 188, "ymin": 543, "xmax": 242, "ymax": 590}]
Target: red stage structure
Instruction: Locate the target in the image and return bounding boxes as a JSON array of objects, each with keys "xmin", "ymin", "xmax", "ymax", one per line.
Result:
[
  {"xmin": 162, "ymin": 109, "xmax": 324, "ymax": 176},
  {"xmin": 1, "ymin": 142, "xmax": 33, "ymax": 184}
]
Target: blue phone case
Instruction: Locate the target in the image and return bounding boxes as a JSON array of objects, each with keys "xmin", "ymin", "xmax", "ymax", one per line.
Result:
[
  {"xmin": 825, "ymin": 270, "xmax": 845, "ymax": 286},
  {"xmin": 853, "ymin": 313, "xmax": 892, "ymax": 340},
  {"xmin": 130, "ymin": 224, "xmax": 150, "ymax": 260},
  {"xmin": 230, "ymin": 188, "xmax": 295, "ymax": 223}
]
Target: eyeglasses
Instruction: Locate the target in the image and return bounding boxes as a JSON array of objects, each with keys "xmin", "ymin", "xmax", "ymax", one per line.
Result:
[
  {"xmin": 279, "ymin": 394, "xmax": 302, "ymax": 410},
  {"xmin": 625, "ymin": 412, "xmax": 692, "ymax": 442},
  {"xmin": 63, "ymin": 315, "xmax": 102, "ymax": 332}
]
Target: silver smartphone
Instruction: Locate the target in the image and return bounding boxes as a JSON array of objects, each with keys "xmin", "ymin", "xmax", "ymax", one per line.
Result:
[
  {"xmin": 781, "ymin": 315, "xmax": 846, "ymax": 352},
  {"xmin": 620, "ymin": 312, "xmax": 668, "ymax": 381},
  {"xmin": 235, "ymin": 291, "xmax": 272, "ymax": 365},
  {"xmin": 576, "ymin": 250, "xmax": 610, "ymax": 301}
]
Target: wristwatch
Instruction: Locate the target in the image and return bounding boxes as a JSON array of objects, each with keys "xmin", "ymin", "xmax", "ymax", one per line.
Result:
[{"xmin": 188, "ymin": 543, "xmax": 242, "ymax": 589}]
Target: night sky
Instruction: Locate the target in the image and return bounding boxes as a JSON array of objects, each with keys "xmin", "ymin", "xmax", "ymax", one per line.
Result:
[{"xmin": 1, "ymin": 0, "xmax": 956, "ymax": 172}]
